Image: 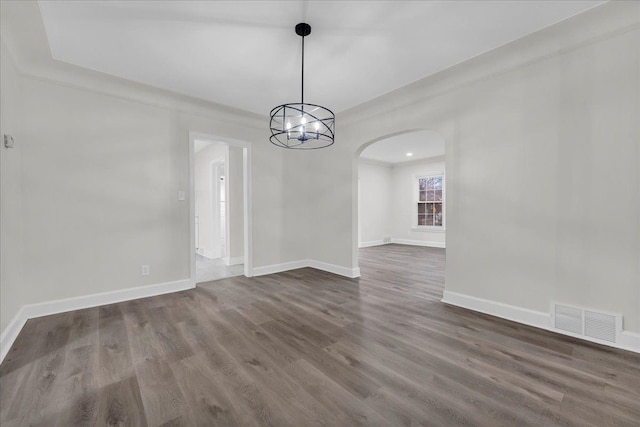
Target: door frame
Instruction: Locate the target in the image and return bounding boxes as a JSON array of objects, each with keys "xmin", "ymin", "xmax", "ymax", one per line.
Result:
[
  {"xmin": 189, "ymin": 131, "xmax": 253, "ymax": 281},
  {"xmin": 210, "ymin": 160, "xmax": 225, "ymax": 260}
]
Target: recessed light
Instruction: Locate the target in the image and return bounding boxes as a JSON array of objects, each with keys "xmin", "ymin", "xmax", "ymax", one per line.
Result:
[{"xmin": 406, "ymin": 152, "xmax": 413, "ymax": 157}]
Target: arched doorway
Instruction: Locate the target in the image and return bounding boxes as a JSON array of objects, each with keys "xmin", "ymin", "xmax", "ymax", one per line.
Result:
[{"xmin": 353, "ymin": 129, "xmax": 446, "ymax": 271}]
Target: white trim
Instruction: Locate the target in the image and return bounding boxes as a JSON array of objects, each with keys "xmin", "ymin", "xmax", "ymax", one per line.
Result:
[
  {"xmin": 442, "ymin": 290, "xmax": 549, "ymax": 327},
  {"xmin": 211, "ymin": 160, "xmax": 224, "ymax": 260},
  {"xmin": 0, "ymin": 306, "xmax": 28, "ymax": 365},
  {"xmin": 189, "ymin": 132, "xmax": 253, "ymax": 279},
  {"xmin": 253, "ymin": 259, "xmax": 361, "ymax": 279},
  {"xmin": 442, "ymin": 290, "xmax": 639, "ymax": 354},
  {"xmin": 359, "ymin": 240, "xmax": 385, "ymax": 248},
  {"xmin": 252, "ymin": 260, "xmax": 308, "ymax": 277},
  {"xmin": 391, "ymin": 238, "xmax": 446, "ymax": 248},
  {"xmin": 410, "ymin": 227, "xmax": 445, "ymax": 233},
  {"xmin": 307, "ymin": 260, "xmax": 361, "ymax": 279},
  {"xmin": 224, "ymin": 256, "xmax": 244, "ymax": 266},
  {"xmin": 197, "ymin": 248, "xmax": 216, "ymax": 260},
  {"xmin": 619, "ymin": 331, "xmax": 640, "ymax": 353},
  {"xmin": 414, "ymin": 172, "xmax": 445, "ymax": 229},
  {"xmin": 1, "ymin": 278, "xmax": 194, "ymax": 363}
]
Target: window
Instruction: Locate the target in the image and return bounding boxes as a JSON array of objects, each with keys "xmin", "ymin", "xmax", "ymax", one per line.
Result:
[{"xmin": 417, "ymin": 175, "xmax": 444, "ymax": 227}]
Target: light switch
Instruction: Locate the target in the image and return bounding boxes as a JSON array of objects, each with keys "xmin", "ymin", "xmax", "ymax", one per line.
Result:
[
  {"xmin": 3, "ymin": 134, "xmax": 14, "ymax": 149},
  {"xmin": 177, "ymin": 190, "xmax": 186, "ymax": 201}
]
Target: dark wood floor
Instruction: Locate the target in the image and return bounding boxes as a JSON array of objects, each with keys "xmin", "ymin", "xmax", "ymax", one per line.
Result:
[{"xmin": 1, "ymin": 244, "xmax": 639, "ymax": 426}]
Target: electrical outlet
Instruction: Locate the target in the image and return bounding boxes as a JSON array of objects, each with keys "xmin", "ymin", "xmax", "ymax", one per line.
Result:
[{"xmin": 141, "ymin": 265, "xmax": 150, "ymax": 276}]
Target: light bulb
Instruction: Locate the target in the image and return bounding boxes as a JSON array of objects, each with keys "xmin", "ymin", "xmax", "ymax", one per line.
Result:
[
  {"xmin": 301, "ymin": 116, "xmax": 307, "ymax": 125},
  {"xmin": 314, "ymin": 122, "xmax": 320, "ymax": 131},
  {"xmin": 286, "ymin": 121, "xmax": 291, "ymax": 130}
]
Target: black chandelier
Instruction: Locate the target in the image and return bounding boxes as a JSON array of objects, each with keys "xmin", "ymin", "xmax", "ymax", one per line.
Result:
[{"xmin": 270, "ymin": 23, "xmax": 335, "ymax": 149}]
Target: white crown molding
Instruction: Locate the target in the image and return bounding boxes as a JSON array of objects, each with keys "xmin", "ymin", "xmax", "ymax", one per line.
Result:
[
  {"xmin": 0, "ymin": 2, "xmax": 266, "ymax": 127},
  {"xmin": 0, "ymin": 278, "xmax": 194, "ymax": 363},
  {"xmin": 341, "ymin": 2, "xmax": 639, "ymax": 125}
]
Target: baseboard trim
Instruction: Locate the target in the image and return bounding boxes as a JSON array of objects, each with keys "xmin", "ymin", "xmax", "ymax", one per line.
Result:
[
  {"xmin": 442, "ymin": 290, "xmax": 549, "ymax": 327},
  {"xmin": 391, "ymin": 238, "xmax": 446, "ymax": 248},
  {"xmin": 0, "ymin": 306, "xmax": 28, "ymax": 366},
  {"xmin": 442, "ymin": 290, "xmax": 639, "ymax": 354},
  {"xmin": 359, "ymin": 240, "xmax": 385, "ymax": 248},
  {"xmin": 307, "ymin": 260, "xmax": 361, "ymax": 278},
  {"xmin": 253, "ymin": 259, "xmax": 360, "ymax": 279},
  {"xmin": 252, "ymin": 260, "xmax": 308, "ymax": 277},
  {"xmin": 618, "ymin": 331, "xmax": 640, "ymax": 353},
  {"xmin": 197, "ymin": 248, "xmax": 217, "ymax": 260},
  {"xmin": 223, "ymin": 256, "xmax": 244, "ymax": 266},
  {"xmin": 0, "ymin": 278, "xmax": 194, "ymax": 363}
]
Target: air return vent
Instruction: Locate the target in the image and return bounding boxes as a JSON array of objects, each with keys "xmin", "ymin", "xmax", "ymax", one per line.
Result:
[
  {"xmin": 554, "ymin": 304, "xmax": 582, "ymax": 334},
  {"xmin": 585, "ymin": 311, "xmax": 617, "ymax": 343},
  {"xmin": 552, "ymin": 303, "xmax": 620, "ymax": 345}
]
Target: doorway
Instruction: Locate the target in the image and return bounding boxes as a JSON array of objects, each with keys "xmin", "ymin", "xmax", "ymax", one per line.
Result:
[
  {"xmin": 190, "ymin": 133, "xmax": 252, "ymax": 283},
  {"xmin": 356, "ymin": 129, "xmax": 446, "ymax": 252}
]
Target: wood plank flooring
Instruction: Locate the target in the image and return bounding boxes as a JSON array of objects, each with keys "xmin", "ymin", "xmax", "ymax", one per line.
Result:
[{"xmin": 1, "ymin": 244, "xmax": 639, "ymax": 426}]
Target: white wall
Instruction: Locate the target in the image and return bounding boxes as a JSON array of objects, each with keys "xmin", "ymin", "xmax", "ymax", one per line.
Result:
[
  {"xmin": 310, "ymin": 2, "xmax": 640, "ymax": 336},
  {"xmin": 358, "ymin": 157, "xmax": 446, "ymax": 247},
  {"xmin": 2, "ymin": 1, "xmax": 638, "ymax": 349},
  {"xmin": 227, "ymin": 145, "xmax": 244, "ymax": 261},
  {"xmin": 0, "ymin": 40, "xmax": 24, "ymax": 334},
  {"xmin": 358, "ymin": 160, "xmax": 392, "ymax": 246},
  {"xmin": 390, "ymin": 157, "xmax": 446, "ymax": 247},
  {"xmin": 0, "ymin": 1, "xmax": 296, "ymax": 335},
  {"xmin": 195, "ymin": 143, "xmax": 227, "ymax": 258}
]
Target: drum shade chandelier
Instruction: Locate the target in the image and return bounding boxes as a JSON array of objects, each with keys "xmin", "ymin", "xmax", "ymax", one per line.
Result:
[{"xmin": 270, "ymin": 23, "xmax": 335, "ymax": 149}]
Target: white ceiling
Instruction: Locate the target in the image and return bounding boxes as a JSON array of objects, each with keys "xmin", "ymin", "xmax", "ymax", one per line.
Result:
[
  {"xmin": 360, "ymin": 131, "xmax": 444, "ymax": 165},
  {"xmin": 38, "ymin": 1, "xmax": 604, "ymax": 116}
]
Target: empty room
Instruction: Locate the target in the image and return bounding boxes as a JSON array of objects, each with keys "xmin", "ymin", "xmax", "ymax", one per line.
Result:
[{"xmin": 1, "ymin": 1, "xmax": 638, "ymax": 426}]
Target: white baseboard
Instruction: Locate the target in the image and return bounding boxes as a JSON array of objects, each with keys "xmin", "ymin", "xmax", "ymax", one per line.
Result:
[
  {"xmin": 0, "ymin": 306, "xmax": 29, "ymax": 365},
  {"xmin": 196, "ymin": 248, "xmax": 217, "ymax": 260},
  {"xmin": 0, "ymin": 278, "xmax": 194, "ymax": 363},
  {"xmin": 252, "ymin": 260, "xmax": 308, "ymax": 277},
  {"xmin": 223, "ymin": 256, "xmax": 244, "ymax": 266},
  {"xmin": 442, "ymin": 290, "xmax": 549, "ymax": 328},
  {"xmin": 391, "ymin": 238, "xmax": 446, "ymax": 248},
  {"xmin": 359, "ymin": 240, "xmax": 385, "ymax": 248},
  {"xmin": 253, "ymin": 259, "xmax": 360, "ymax": 279},
  {"xmin": 619, "ymin": 331, "xmax": 640, "ymax": 353},
  {"xmin": 442, "ymin": 290, "xmax": 639, "ymax": 354},
  {"xmin": 307, "ymin": 260, "xmax": 361, "ymax": 278}
]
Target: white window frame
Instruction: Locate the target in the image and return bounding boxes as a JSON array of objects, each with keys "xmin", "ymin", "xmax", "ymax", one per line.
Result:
[{"xmin": 412, "ymin": 173, "xmax": 445, "ymax": 232}]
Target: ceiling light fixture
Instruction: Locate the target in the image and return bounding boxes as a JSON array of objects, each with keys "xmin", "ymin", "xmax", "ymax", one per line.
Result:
[
  {"xmin": 406, "ymin": 152, "xmax": 413, "ymax": 156},
  {"xmin": 269, "ymin": 23, "xmax": 335, "ymax": 149}
]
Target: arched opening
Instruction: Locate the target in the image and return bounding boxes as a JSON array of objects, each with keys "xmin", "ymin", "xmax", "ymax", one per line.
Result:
[{"xmin": 353, "ymin": 129, "xmax": 446, "ymax": 274}]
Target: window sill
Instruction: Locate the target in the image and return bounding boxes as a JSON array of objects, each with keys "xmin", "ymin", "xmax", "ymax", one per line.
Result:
[{"xmin": 411, "ymin": 227, "xmax": 445, "ymax": 233}]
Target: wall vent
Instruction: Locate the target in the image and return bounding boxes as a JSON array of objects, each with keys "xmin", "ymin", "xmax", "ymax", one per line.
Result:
[
  {"xmin": 584, "ymin": 310, "xmax": 617, "ymax": 343},
  {"xmin": 554, "ymin": 304, "xmax": 582, "ymax": 334},
  {"xmin": 552, "ymin": 303, "xmax": 620, "ymax": 344}
]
